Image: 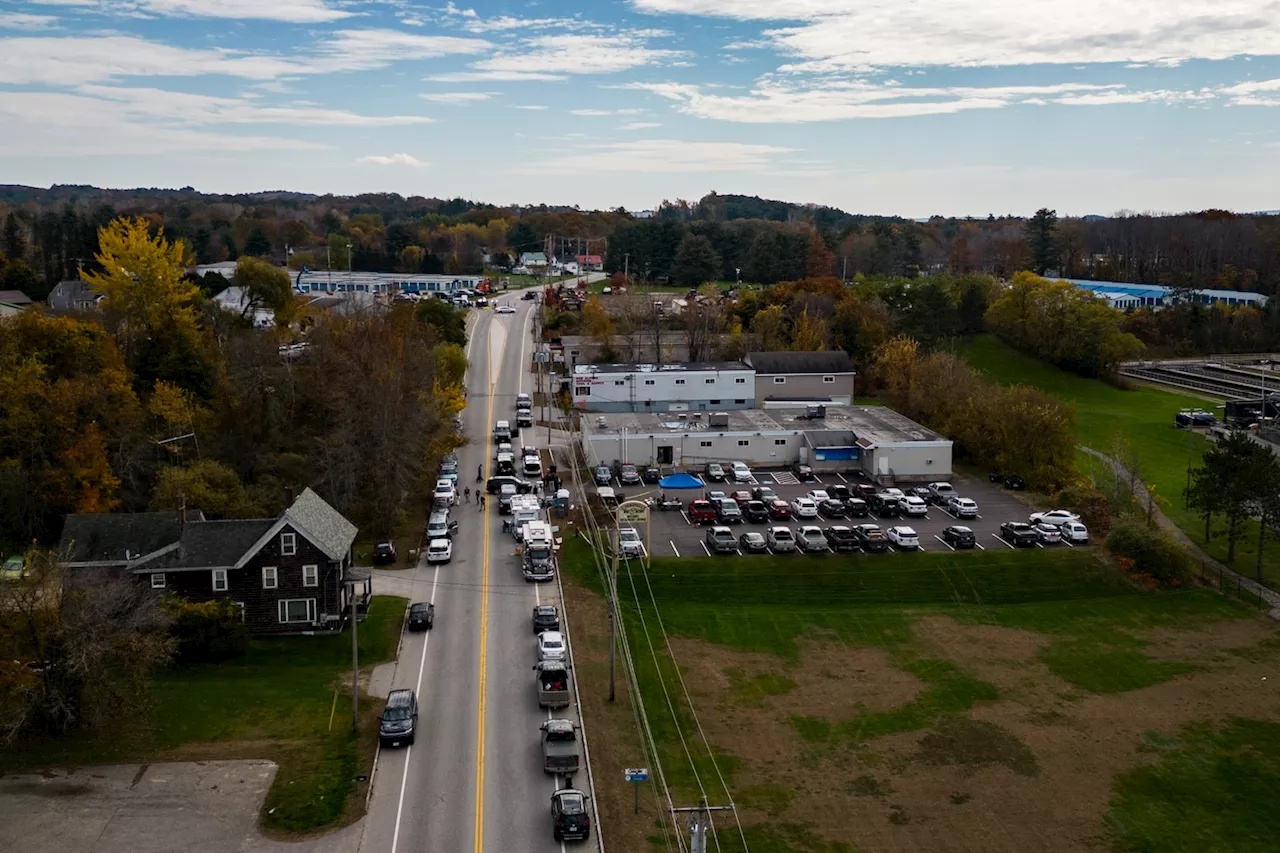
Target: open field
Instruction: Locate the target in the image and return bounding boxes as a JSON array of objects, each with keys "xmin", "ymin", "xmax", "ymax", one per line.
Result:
[
  {"xmin": 956, "ymin": 335, "xmax": 1280, "ymax": 590},
  {"xmin": 561, "ymin": 536, "xmax": 1280, "ymax": 853},
  {"xmin": 0, "ymin": 595, "xmax": 407, "ymax": 835}
]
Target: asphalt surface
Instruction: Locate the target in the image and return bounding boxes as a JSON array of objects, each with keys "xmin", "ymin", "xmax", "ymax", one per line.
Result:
[{"xmin": 360, "ymin": 290, "xmax": 595, "ymax": 853}]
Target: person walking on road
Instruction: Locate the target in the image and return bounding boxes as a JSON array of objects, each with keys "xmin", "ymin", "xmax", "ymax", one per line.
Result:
[
  {"xmin": 464, "ymin": 487, "xmax": 471, "ymax": 503},
  {"xmin": 478, "ymin": 494, "xmax": 486, "ymax": 511}
]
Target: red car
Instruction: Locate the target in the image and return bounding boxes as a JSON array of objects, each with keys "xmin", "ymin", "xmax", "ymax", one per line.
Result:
[
  {"xmin": 730, "ymin": 490, "xmax": 752, "ymax": 505},
  {"xmin": 688, "ymin": 500, "xmax": 718, "ymax": 522},
  {"xmin": 768, "ymin": 499, "xmax": 793, "ymax": 520}
]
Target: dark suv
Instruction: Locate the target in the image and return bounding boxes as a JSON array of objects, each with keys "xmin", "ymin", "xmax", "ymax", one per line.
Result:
[
  {"xmin": 379, "ymin": 688, "xmax": 418, "ymax": 747},
  {"xmin": 743, "ymin": 500, "xmax": 770, "ymax": 523},
  {"xmin": 823, "ymin": 526, "xmax": 860, "ymax": 552},
  {"xmin": 533, "ymin": 604, "xmax": 560, "ymax": 633},
  {"xmin": 1000, "ymin": 521, "xmax": 1039, "ymax": 547},
  {"xmin": 551, "ymin": 787, "xmax": 592, "ymax": 842},
  {"xmin": 487, "ymin": 476, "xmax": 533, "ymax": 494},
  {"xmin": 407, "ymin": 602, "xmax": 434, "ymax": 631},
  {"xmin": 373, "ymin": 541, "xmax": 397, "ymax": 565}
]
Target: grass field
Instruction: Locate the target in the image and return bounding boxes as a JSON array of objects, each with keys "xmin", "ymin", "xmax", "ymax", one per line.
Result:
[
  {"xmin": 0, "ymin": 595, "xmax": 407, "ymax": 835},
  {"xmin": 956, "ymin": 335, "xmax": 1280, "ymax": 589},
  {"xmin": 561, "ymin": 535, "xmax": 1279, "ymax": 853}
]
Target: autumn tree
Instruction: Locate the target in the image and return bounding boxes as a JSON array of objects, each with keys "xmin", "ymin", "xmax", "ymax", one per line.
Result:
[
  {"xmin": 751, "ymin": 304, "xmax": 788, "ymax": 351},
  {"xmin": 581, "ymin": 297, "xmax": 617, "ymax": 358},
  {"xmin": 804, "ymin": 231, "xmax": 835, "ymax": 278},
  {"xmin": 671, "ymin": 233, "xmax": 721, "ymax": 287},
  {"xmin": 231, "ymin": 256, "xmax": 299, "ymax": 327},
  {"xmin": 684, "ymin": 284, "xmax": 726, "ymax": 361},
  {"xmin": 790, "ymin": 309, "xmax": 828, "ymax": 351},
  {"xmin": 1025, "ymin": 208, "xmax": 1058, "ymax": 275},
  {"xmin": 150, "ymin": 459, "xmax": 260, "ymax": 519}
]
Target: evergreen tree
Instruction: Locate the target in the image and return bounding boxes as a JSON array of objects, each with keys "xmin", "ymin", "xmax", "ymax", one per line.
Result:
[
  {"xmin": 1025, "ymin": 208, "xmax": 1059, "ymax": 275},
  {"xmin": 670, "ymin": 233, "xmax": 721, "ymax": 286}
]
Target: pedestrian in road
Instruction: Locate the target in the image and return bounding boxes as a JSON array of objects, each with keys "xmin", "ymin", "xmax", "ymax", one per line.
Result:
[
  {"xmin": 478, "ymin": 494, "xmax": 486, "ymax": 511},
  {"xmin": 464, "ymin": 487, "xmax": 471, "ymax": 503}
]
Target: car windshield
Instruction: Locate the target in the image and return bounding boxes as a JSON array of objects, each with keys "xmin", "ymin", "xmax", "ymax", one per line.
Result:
[
  {"xmin": 543, "ymin": 638, "xmax": 563, "ymax": 649},
  {"xmin": 558, "ymin": 794, "xmax": 586, "ymax": 815},
  {"xmin": 410, "ymin": 605, "xmax": 428, "ymax": 616},
  {"xmin": 383, "ymin": 705, "xmax": 411, "ymax": 721}
]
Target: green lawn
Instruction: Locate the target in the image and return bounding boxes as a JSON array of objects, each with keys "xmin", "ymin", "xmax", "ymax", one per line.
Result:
[
  {"xmin": 0, "ymin": 595, "xmax": 407, "ymax": 834},
  {"xmin": 956, "ymin": 335, "xmax": 1280, "ymax": 589}
]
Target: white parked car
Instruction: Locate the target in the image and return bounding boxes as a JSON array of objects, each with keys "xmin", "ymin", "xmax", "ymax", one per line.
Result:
[
  {"xmin": 887, "ymin": 526, "xmax": 920, "ymax": 549},
  {"xmin": 805, "ymin": 489, "xmax": 830, "ymax": 504},
  {"xmin": 883, "ymin": 487, "xmax": 905, "ymax": 499},
  {"xmin": 433, "ymin": 480, "xmax": 456, "ymax": 506},
  {"xmin": 537, "ymin": 631, "xmax": 567, "ymax": 662},
  {"xmin": 903, "ymin": 496, "xmax": 929, "ymax": 517},
  {"xmin": 495, "ymin": 304, "xmax": 516, "ymax": 314},
  {"xmin": 617, "ymin": 527, "xmax": 644, "ymax": 558},
  {"xmin": 426, "ymin": 538, "xmax": 453, "ymax": 563},
  {"xmin": 1058, "ymin": 521, "xmax": 1090, "ymax": 543},
  {"xmin": 1030, "ymin": 509, "xmax": 1081, "ymax": 526},
  {"xmin": 947, "ymin": 497, "xmax": 979, "ymax": 518},
  {"xmin": 731, "ymin": 462, "xmax": 752, "ymax": 482},
  {"xmin": 766, "ymin": 526, "xmax": 797, "ymax": 553},
  {"xmin": 796, "ymin": 526, "xmax": 828, "ymax": 552},
  {"xmin": 790, "ymin": 497, "xmax": 819, "ymax": 518},
  {"xmin": 1032, "ymin": 523, "xmax": 1062, "ymax": 544}
]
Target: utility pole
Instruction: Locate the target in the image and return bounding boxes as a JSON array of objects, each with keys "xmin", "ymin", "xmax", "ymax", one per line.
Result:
[
  {"xmin": 842, "ymin": 255, "xmax": 848, "ymax": 281},
  {"xmin": 608, "ymin": 526, "xmax": 619, "ymax": 702},
  {"xmin": 672, "ymin": 802, "xmax": 735, "ymax": 853},
  {"xmin": 624, "ymin": 253, "xmax": 629, "ymax": 283},
  {"xmin": 350, "ymin": 579, "xmax": 359, "ymax": 731}
]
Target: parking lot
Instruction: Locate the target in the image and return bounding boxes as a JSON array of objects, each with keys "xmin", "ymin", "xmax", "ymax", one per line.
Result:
[{"xmin": 602, "ymin": 468, "xmax": 1084, "ymax": 557}]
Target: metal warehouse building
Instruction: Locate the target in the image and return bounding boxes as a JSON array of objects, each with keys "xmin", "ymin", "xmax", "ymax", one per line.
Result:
[
  {"xmin": 571, "ymin": 362, "xmax": 756, "ymax": 413},
  {"xmin": 581, "ymin": 405, "xmax": 952, "ymax": 483}
]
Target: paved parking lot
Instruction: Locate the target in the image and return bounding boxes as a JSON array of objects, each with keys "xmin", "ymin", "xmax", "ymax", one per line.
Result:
[{"xmin": 613, "ymin": 469, "xmax": 1085, "ymax": 557}]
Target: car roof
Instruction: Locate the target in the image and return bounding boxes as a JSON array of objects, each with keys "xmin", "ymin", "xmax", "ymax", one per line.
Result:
[
  {"xmin": 948, "ymin": 525, "xmax": 973, "ymax": 532},
  {"xmin": 540, "ymin": 630, "xmax": 564, "ymax": 641},
  {"xmin": 387, "ymin": 688, "xmax": 414, "ymax": 705},
  {"xmin": 535, "ymin": 603, "xmax": 558, "ymax": 613},
  {"xmin": 410, "ymin": 601, "xmax": 431, "ymax": 611}
]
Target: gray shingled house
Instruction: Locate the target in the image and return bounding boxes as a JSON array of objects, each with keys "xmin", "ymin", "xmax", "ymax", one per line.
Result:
[{"xmin": 58, "ymin": 489, "xmax": 364, "ymax": 634}]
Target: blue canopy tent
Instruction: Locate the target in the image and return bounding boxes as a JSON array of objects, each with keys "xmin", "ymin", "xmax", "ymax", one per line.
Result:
[{"xmin": 657, "ymin": 473, "xmax": 703, "ymax": 490}]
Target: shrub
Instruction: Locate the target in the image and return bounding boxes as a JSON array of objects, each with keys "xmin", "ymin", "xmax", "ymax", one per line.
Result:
[
  {"xmin": 1105, "ymin": 519, "xmax": 1190, "ymax": 585},
  {"xmin": 1054, "ymin": 485, "xmax": 1115, "ymax": 536},
  {"xmin": 168, "ymin": 599, "xmax": 250, "ymax": 664}
]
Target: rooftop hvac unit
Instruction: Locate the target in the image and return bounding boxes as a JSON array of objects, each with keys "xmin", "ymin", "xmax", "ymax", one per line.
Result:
[
  {"xmin": 709, "ymin": 412, "xmax": 730, "ymax": 428},
  {"xmin": 677, "ymin": 413, "xmax": 688, "ymax": 421},
  {"xmin": 804, "ymin": 405, "xmax": 827, "ymax": 420},
  {"xmin": 691, "ymin": 412, "xmax": 703, "ymax": 421}
]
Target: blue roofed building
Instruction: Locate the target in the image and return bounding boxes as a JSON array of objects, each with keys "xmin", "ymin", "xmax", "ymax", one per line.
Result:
[{"xmin": 1065, "ymin": 278, "xmax": 1268, "ymax": 310}]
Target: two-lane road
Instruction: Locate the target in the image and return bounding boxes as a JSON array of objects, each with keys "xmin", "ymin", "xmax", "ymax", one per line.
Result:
[{"xmin": 361, "ymin": 291, "xmax": 593, "ymax": 853}]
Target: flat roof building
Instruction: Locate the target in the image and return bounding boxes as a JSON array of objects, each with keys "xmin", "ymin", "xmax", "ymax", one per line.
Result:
[{"xmin": 572, "ymin": 362, "xmax": 755, "ymax": 413}]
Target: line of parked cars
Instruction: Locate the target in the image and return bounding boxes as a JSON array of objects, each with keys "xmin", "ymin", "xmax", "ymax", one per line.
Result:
[
  {"xmin": 687, "ymin": 481, "xmax": 979, "ymax": 528},
  {"xmin": 704, "ymin": 521, "xmax": 921, "ymax": 554},
  {"xmin": 997, "ymin": 509, "xmax": 1089, "ymax": 547},
  {"xmin": 534, "ymin": 607, "xmax": 592, "ymax": 842}
]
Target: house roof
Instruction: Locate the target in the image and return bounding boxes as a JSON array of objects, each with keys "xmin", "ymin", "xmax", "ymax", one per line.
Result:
[
  {"xmin": 521, "ymin": 252, "xmax": 548, "ymax": 263},
  {"xmin": 0, "ymin": 290, "xmax": 34, "ymax": 306},
  {"xmin": 58, "ymin": 510, "xmax": 203, "ymax": 565},
  {"xmin": 746, "ymin": 351, "xmax": 855, "ymax": 375},
  {"xmin": 129, "ymin": 519, "xmax": 276, "ymax": 571}
]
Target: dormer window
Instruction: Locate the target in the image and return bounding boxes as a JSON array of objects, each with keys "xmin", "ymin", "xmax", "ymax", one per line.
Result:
[{"xmin": 281, "ymin": 532, "xmax": 296, "ymax": 556}]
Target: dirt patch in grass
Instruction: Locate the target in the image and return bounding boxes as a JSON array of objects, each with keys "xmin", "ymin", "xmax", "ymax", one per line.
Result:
[{"xmin": 1140, "ymin": 618, "xmax": 1277, "ymax": 664}]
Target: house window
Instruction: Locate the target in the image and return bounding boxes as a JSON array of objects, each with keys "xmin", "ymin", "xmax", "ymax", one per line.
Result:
[
  {"xmin": 705, "ymin": 378, "xmax": 715, "ymax": 384},
  {"xmin": 774, "ymin": 439, "xmax": 787, "ymax": 446},
  {"xmin": 212, "ymin": 569, "xmax": 228, "ymax": 592},
  {"xmin": 710, "ymin": 400, "xmax": 721, "ymax": 405},
  {"xmin": 735, "ymin": 399, "xmax": 745, "ymax": 405},
  {"xmin": 614, "ymin": 380, "xmax": 625, "ymax": 386},
  {"xmin": 263, "ymin": 566, "xmax": 278, "ymax": 589},
  {"xmin": 644, "ymin": 379, "xmax": 654, "ymax": 386},
  {"xmin": 823, "ymin": 375, "xmax": 836, "ymax": 384},
  {"xmin": 576, "ymin": 386, "xmax": 590, "ymax": 396},
  {"xmin": 773, "ymin": 376, "xmax": 786, "ymax": 384},
  {"xmin": 280, "ymin": 533, "xmax": 296, "ymax": 556},
  {"xmin": 302, "ymin": 565, "xmax": 318, "ymax": 587},
  {"xmin": 675, "ymin": 379, "xmax": 685, "ymax": 385},
  {"xmin": 278, "ymin": 598, "xmax": 317, "ymax": 624},
  {"xmin": 735, "ymin": 377, "xmax": 746, "ymax": 384},
  {"xmin": 150, "ymin": 573, "xmax": 166, "ymax": 589},
  {"xmin": 699, "ymin": 440, "xmax": 713, "ymax": 448},
  {"xmin": 737, "ymin": 440, "xmax": 750, "ymax": 447}
]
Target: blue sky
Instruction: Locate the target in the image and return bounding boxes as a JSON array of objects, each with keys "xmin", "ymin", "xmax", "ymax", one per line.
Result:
[{"xmin": 2, "ymin": 0, "xmax": 1279, "ymax": 216}]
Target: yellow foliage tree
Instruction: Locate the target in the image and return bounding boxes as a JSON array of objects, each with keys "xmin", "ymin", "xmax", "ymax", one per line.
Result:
[
  {"xmin": 60, "ymin": 424, "xmax": 120, "ymax": 514},
  {"xmin": 790, "ymin": 309, "xmax": 828, "ymax": 351}
]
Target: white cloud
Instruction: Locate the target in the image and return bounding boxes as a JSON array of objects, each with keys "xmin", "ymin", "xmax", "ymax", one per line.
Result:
[
  {"xmin": 0, "ymin": 36, "xmax": 303, "ymax": 85},
  {"xmin": 419, "ymin": 91, "xmax": 497, "ymax": 103},
  {"xmin": 136, "ymin": 0, "xmax": 351, "ymax": 23},
  {"xmin": 631, "ymin": 0, "xmax": 1280, "ymax": 69},
  {"xmin": 68, "ymin": 85, "xmax": 433, "ymax": 125},
  {"xmin": 515, "ymin": 104, "xmax": 549, "ymax": 110},
  {"xmin": 570, "ymin": 108, "xmax": 645, "ymax": 116},
  {"xmin": 428, "ymin": 70, "xmax": 567, "ymax": 82},
  {"xmin": 0, "ymin": 13, "xmax": 59, "ymax": 29},
  {"xmin": 317, "ymin": 29, "xmax": 493, "ymax": 71},
  {"xmin": 444, "ymin": 2, "xmax": 477, "ymax": 17},
  {"xmin": 358, "ymin": 153, "xmax": 427, "ymax": 166},
  {"xmin": 621, "ymin": 121, "xmax": 662, "ymax": 129},
  {"xmin": 459, "ymin": 15, "xmax": 592, "ymax": 33},
  {"xmin": 626, "ymin": 79, "xmax": 1204, "ymax": 122},
  {"xmin": 467, "ymin": 33, "xmax": 682, "ymax": 77},
  {"xmin": 512, "ymin": 139, "xmax": 795, "ymax": 174}
]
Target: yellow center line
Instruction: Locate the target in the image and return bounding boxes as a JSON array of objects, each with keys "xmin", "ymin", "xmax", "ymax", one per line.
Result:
[{"xmin": 474, "ymin": 348, "xmax": 496, "ymax": 853}]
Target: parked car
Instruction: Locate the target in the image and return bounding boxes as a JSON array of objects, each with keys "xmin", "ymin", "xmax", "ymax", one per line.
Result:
[
  {"xmin": 540, "ymin": 718, "xmax": 581, "ymax": 775},
  {"xmin": 550, "ymin": 788, "xmax": 592, "ymax": 842},
  {"xmin": 869, "ymin": 493, "xmax": 902, "ymax": 518},
  {"xmin": 902, "ymin": 496, "xmax": 929, "ymax": 517},
  {"xmin": 853, "ymin": 524, "xmax": 890, "ymax": 553},
  {"xmin": 1000, "ymin": 474, "xmax": 1027, "ymax": 490},
  {"xmin": 790, "ymin": 497, "xmax": 819, "ymax": 518},
  {"xmin": 887, "ymin": 526, "xmax": 920, "ymax": 549},
  {"xmin": 617, "ymin": 463, "xmax": 641, "ymax": 485},
  {"xmin": 818, "ymin": 498, "xmax": 847, "ymax": 519},
  {"xmin": 688, "ymin": 500, "xmax": 718, "ymax": 522},
  {"xmin": 593, "ymin": 466, "xmax": 612, "ymax": 486},
  {"xmin": 947, "ymin": 497, "xmax": 979, "ymax": 518},
  {"xmin": 533, "ymin": 604, "xmax": 560, "ymax": 633},
  {"xmin": 907, "ymin": 486, "xmax": 933, "ymax": 503},
  {"xmin": 379, "ymin": 688, "xmax": 418, "ymax": 747},
  {"xmin": 766, "ymin": 526, "xmax": 797, "ymax": 552},
  {"xmin": 2, "ymin": 555, "xmax": 26, "ymax": 582},
  {"xmin": 942, "ymin": 525, "xmax": 976, "ymax": 549},
  {"xmin": 716, "ymin": 499, "xmax": 743, "ymax": 525},
  {"xmin": 826, "ymin": 484, "xmax": 852, "ymax": 502},
  {"xmin": 927, "ymin": 482, "xmax": 957, "ymax": 505},
  {"xmin": 806, "ymin": 489, "xmax": 830, "ymax": 504},
  {"xmin": 433, "ymin": 479, "xmax": 456, "ymax": 506},
  {"xmin": 730, "ymin": 489, "xmax": 753, "ymax": 505},
  {"xmin": 1058, "ymin": 521, "xmax": 1090, "ymax": 543},
  {"xmin": 752, "ymin": 485, "xmax": 778, "ymax": 503},
  {"xmin": 704, "ymin": 489, "xmax": 726, "ymax": 504},
  {"xmin": 844, "ymin": 498, "xmax": 869, "ymax": 518},
  {"xmin": 617, "ymin": 527, "xmax": 644, "ymax": 558},
  {"xmin": 823, "ymin": 526, "xmax": 860, "ymax": 552},
  {"xmin": 730, "ymin": 462, "xmax": 751, "ymax": 482},
  {"xmin": 373, "ymin": 541, "xmax": 397, "ymax": 565},
  {"xmin": 487, "ymin": 476, "xmax": 533, "ymax": 494},
  {"xmin": 705, "ymin": 526, "xmax": 738, "ymax": 554},
  {"xmin": 495, "ymin": 303, "xmax": 516, "ymax": 314},
  {"xmin": 407, "ymin": 601, "xmax": 434, "ymax": 631},
  {"xmin": 1030, "ymin": 509, "xmax": 1081, "ymax": 526},
  {"xmin": 768, "ymin": 499, "xmax": 793, "ymax": 520},
  {"xmin": 744, "ymin": 500, "xmax": 770, "ymax": 523},
  {"xmin": 1000, "ymin": 521, "xmax": 1039, "ymax": 547},
  {"xmin": 1032, "ymin": 522, "xmax": 1062, "ymax": 544},
  {"xmin": 704, "ymin": 461, "xmax": 726, "ymax": 482},
  {"xmin": 797, "ymin": 526, "xmax": 828, "ymax": 552},
  {"xmin": 538, "ymin": 631, "xmax": 568, "ymax": 662},
  {"xmin": 643, "ymin": 467, "xmax": 662, "ymax": 484},
  {"xmin": 426, "ymin": 538, "xmax": 453, "ymax": 563},
  {"xmin": 739, "ymin": 531, "xmax": 768, "ymax": 553},
  {"xmin": 793, "ymin": 463, "xmax": 816, "ymax": 482}
]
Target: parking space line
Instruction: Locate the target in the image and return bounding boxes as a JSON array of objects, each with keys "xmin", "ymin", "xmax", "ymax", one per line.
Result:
[
  {"xmin": 835, "ymin": 472, "xmax": 848, "ymax": 483},
  {"xmin": 680, "ymin": 510, "xmax": 691, "ymax": 526},
  {"xmin": 1062, "ymin": 540, "xmax": 1074, "ymax": 548},
  {"xmin": 993, "ymin": 535, "xmax": 1014, "ymax": 549},
  {"xmin": 934, "ymin": 534, "xmax": 955, "ymax": 551},
  {"xmin": 670, "ymin": 540, "xmax": 680, "ymax": 557},
  {"xmin": 1036, "ymin": 542, "xmax": 1045, "ymax": 549},
  {"xmin": 975, "ymin": 542, "xmax": 985, "ymax": 550},
  {"xmin": 700, "ymin": 540, "xmax": 711, "ymax": 556}
]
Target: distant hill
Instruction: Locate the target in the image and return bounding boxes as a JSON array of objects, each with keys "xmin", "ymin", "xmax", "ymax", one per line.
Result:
[{"xmin": 691, "ymin": 192, "xmax": 901, "ymax": 228}]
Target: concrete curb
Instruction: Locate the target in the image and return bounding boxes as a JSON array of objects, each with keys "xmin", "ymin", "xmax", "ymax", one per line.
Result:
[{"xmin": 556, "ymin": 555, "xmax": 606, "ymax": 853}]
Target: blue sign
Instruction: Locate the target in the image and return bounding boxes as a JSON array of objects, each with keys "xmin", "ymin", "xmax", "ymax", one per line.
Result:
[{"xmin": 624, "ymin": 768, "xmax": 649, "ymax": 782}]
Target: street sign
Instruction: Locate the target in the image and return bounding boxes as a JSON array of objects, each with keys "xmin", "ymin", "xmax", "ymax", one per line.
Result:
[
  {"xmin": 617, "ymin": 504, "xmax": 649, "ymax": 524},
  {"xmin": 624, "ymin": 768, "xmax": 649, "ymax": 782}
]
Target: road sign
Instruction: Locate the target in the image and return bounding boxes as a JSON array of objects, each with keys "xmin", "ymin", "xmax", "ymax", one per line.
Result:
[
  {"xmin": 617, "ymin": 504, "xmax": 650, "ymax": 524},
  {"xmin": 624, "ymin": 768, "xmax": 649, "ymax": 782}
]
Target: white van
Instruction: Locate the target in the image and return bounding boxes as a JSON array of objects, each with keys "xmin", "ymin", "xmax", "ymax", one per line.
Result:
[{"xmin": 523, "ymin": 454, "xmax": 542, "ymax": 477}]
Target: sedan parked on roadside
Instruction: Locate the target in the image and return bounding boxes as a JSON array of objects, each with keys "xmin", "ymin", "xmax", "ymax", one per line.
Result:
[
  {"xmin": 739, "ymin": 531, "xmax": 768, "ymax": 553},
  {"xmin": 537, "ymin": 631, "xmax": 567, "ymax": 662},
  {"xmin": 533, "ymin": 604, "xmax": 560, "ymax": 633},
  {"xmin": 942, "ymin": 525, "xmax": 977, "ymax": 549},
  {"xmin": 1030, "ymin": 509, "xmax": 1081, "ymax": 527},
  {"xmin": 887, "ymin": 526, "xmax": 920, "ymax": 550}
]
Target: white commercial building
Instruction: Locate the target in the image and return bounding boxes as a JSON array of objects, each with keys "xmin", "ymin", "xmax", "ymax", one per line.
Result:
[
  {"xmin": 571, "ymin": 362, "xmax": 755, "ymax": 413},
  {"xmin": 292, "ymin": 269, "xmax": 485, "ymax": 296},
  {"xmin": 581, "ymin": 405, "xmax": 952, "ymax": 483}
]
